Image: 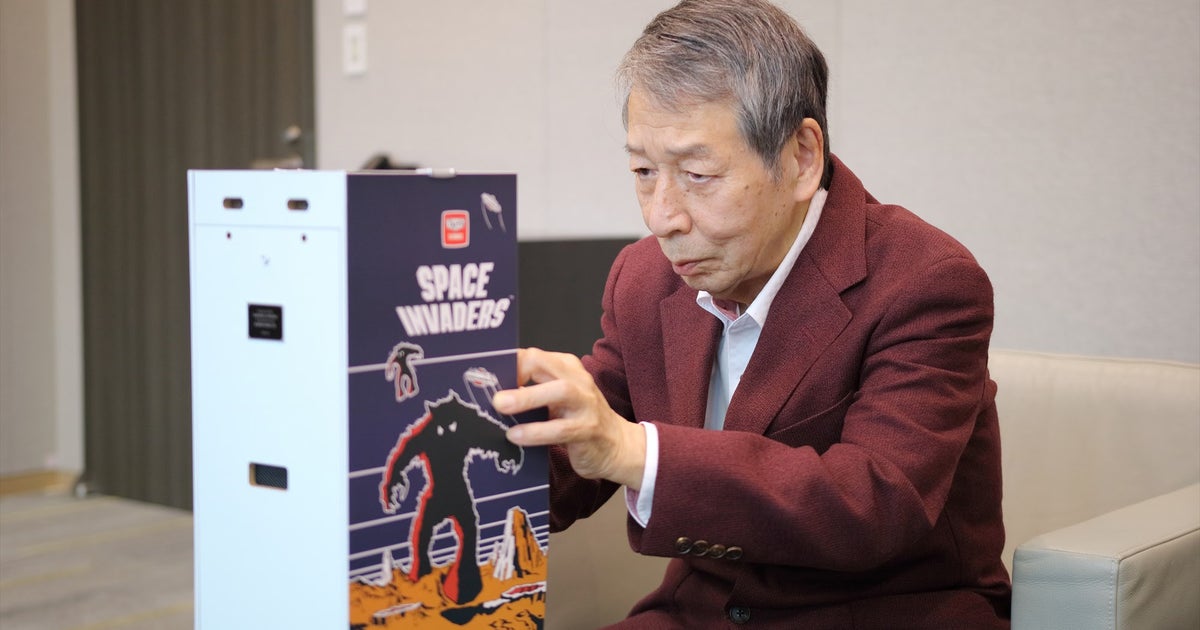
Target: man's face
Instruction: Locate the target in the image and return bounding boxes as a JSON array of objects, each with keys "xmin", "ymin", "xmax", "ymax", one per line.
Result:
[{"xmin": 625, "ymin": 89, "xmax": 809, "ymax": 307}]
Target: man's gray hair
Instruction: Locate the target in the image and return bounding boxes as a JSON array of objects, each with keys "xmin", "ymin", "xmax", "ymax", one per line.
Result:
[{"xmin": 617, "ymin": 0, "xmax": 832, "ymax": 188}]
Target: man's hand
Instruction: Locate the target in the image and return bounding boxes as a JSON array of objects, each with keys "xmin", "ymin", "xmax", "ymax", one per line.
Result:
[{"xmin": 493, "ymin": 348, "xmax": 646, "ymax": 490}]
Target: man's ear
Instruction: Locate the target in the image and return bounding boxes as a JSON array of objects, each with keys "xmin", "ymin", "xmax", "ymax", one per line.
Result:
[{"xmin": 791, "ymin": 118, "xmax": 824, "ymax": 203}]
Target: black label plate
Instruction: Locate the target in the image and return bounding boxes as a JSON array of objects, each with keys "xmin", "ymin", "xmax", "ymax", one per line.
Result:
[{"xmin": 248, "ymin": 304, "xmax": 283, "ymax": 340}]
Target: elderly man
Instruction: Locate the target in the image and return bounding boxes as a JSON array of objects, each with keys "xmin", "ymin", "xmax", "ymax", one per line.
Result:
[{"xmin": 495, "ymin": 0, "xmax": 1012, "ymax": 626}]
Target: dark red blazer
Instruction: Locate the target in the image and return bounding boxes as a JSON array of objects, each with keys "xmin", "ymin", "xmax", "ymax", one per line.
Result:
[{"xmin": 551, "ymin": 156, "xmax": 1011, "ymax": 628}]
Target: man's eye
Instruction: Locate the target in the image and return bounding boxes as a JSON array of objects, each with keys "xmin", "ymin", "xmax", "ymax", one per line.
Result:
[
  {"xmin": 686, "ymin": 172, "xmax": 713, "ymax": 183},
  {"xmin": 632, "ymin": 167, "xmax": 655, "ymax": 178}
]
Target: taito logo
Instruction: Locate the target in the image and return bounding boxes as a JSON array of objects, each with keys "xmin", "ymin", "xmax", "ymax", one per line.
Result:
[{"xmin": 441, "ymin": 210, "xmax": 469, "ymax": 249}]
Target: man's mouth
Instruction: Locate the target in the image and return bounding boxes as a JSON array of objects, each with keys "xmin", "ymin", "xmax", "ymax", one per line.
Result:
[{"xmin": 671, "ymin": 259, "xmax": 703, "ymax": 276}]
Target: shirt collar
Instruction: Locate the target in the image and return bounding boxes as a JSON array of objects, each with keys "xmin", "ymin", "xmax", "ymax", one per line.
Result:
[{"xmin": 696, "ymin": 187, "xmax": 828, "ymax": 326}]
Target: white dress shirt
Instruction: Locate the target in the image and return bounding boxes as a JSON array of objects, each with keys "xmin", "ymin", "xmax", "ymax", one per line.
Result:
[{"xmin": 627, "ymin": 189, "xmax": 828, "ymax": 525}]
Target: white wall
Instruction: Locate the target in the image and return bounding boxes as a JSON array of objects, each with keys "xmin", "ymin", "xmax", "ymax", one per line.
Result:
[
  {"xmin": 0, "ymin": 0, "xmax": 84, "ymax": 477},
  {"xmin": 831, "ymin": 0, "xmax": 1200, "ymax": 364},
  {"xmin": 0, "ymin": 0, "xmax": 1189, "ymax": 477},
  {"xmin": 316, "ymin": 0, "xmax": 658, "ymax": 240},
  {"xmin": 316, "ymin": 0, "xmax": 1199, "ymax": 363}
]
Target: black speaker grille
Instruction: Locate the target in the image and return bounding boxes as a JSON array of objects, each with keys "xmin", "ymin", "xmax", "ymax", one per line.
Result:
[{"xmin": 250, "ymin": 463, "xmax": 288, "ymax": 490}]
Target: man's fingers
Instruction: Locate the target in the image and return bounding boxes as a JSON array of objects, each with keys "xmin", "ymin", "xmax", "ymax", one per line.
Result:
[
  {"xmin": 493, "ymin": 378, "xmax": 570, "ymax": 415},
  {"xmin": 496, "ymin": 347, "xmax": 591, "ymax": 414},
  {"xmin": 506, "ymin": 417, "xmax": 580, "ymax": 446},
  {"xmin": 514, "ymin": 347, "xmax": 536, "ymax": 386},
  {"xmin": 516, "ymin": 347, "xmax": 586, "ymax": 386}
]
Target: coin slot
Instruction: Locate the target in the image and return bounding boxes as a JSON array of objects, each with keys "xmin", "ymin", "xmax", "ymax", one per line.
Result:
[
  {"xmin": 249, "ymin": 463, "xmax": 288, "ymax": 490},
  {"xmin": 223, "ymin": 197, "xmax": 244, "ymax": 209},
  {"xmin": 287, "ymin": 198, "xmax": 309, "ymax": 211}
]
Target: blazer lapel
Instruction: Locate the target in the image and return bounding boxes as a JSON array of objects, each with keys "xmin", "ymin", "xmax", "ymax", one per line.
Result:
[
  {"xmin": 660, "ymin": 286, "xmax": 721, "ymax": 429},
  {"xmin": 722, "ymin": 155, "xmax": 867, "ymax": 436},
  {"xmin": 722, "ymin": 259, "xmax": 850, "ymax": 435}
]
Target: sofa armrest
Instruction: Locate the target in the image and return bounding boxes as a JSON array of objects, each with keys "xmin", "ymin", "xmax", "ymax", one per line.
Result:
[{"xmin": 1011, "ymin": 483, "xmax": 1200, "ymax": 630}]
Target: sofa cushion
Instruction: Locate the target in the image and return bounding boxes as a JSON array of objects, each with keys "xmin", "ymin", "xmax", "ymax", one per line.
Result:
[{"xmin": 990, "ymin": 350, "xmax": 1200, "ymax": 568}]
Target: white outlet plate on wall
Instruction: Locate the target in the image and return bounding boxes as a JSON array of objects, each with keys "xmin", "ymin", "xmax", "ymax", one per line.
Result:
[{"xmin": 342, "ymin": 23, "xmax": 367, "ymax": 76}]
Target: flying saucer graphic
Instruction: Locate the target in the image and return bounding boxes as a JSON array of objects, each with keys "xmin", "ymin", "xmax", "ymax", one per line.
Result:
[{"xmin": 480, "ymin": 193, "xmax": 505, "ymax": 232}]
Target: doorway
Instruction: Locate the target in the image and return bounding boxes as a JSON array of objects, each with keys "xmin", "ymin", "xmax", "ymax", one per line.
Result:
[{"xmin": 75, "ymin": 0, "xmax": 315, "ymax": 509}]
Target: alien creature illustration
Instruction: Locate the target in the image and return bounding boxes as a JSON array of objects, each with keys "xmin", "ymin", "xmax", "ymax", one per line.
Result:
[
  {"xmin": 379, "ymin": 391, "xmax": 524, "ymax": 604},
  {"xmin": 385, "ymin": 342, "xmax": 424, "ymax": 402}
]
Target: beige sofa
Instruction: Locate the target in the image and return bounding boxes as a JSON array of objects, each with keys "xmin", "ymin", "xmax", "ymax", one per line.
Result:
[{"xmin": 544, "ymin": 349, "xmax": 1200, "ymax": 629}]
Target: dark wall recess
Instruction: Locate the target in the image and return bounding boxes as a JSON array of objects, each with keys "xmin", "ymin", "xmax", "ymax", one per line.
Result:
[{"xmin": 517, "ymin": 239, "xmax": 635, "ymax": 358}]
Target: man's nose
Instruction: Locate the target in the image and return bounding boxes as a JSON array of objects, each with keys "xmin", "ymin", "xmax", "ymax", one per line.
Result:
[{"xmin": 645, "ymin": 177, "xmax": 689, "ymax": 237}]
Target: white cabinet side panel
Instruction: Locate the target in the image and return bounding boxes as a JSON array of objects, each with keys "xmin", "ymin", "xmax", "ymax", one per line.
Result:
[{"xmin": 190, "ymin": 172, "xmax": 348, "ymax": 628}]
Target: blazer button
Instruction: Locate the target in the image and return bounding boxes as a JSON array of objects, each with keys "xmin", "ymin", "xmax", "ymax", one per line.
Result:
[
  {"xmin": 690, "ymin": 540, "xmax": 710, "ymax": 556},
  {"xmin": 728, "ymin": 606, "xmax": 751, "ymax": 624},
  {"xmin": 674, "ymin": 537, "xmax": 693, "ymax": 554},
  {"xmin": 725, "ymin": 546, "xmax": 744, "ymax": 560},
  {"xmin": 707, "ymin": 544, "xmax": 726, "ymax": 559}
]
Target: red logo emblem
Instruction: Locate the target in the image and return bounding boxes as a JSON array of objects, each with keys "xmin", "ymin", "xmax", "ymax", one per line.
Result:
[{"xmin": 441, "ymin": 210, "xmax": 469, "ymax": 249}]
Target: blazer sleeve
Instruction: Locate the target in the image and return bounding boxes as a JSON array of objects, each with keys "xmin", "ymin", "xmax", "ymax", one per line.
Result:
[
  {"xmin": 544, "ymin": 244, "xmax": 636, "ymax": 532},
  {"xmin": 630, "ymin": 254, "xmax": 996, "ymax": 572}
]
